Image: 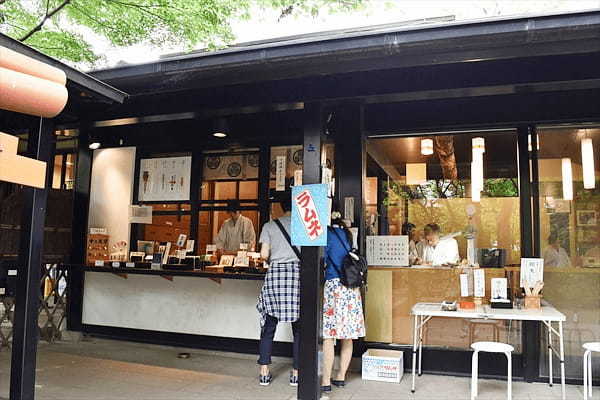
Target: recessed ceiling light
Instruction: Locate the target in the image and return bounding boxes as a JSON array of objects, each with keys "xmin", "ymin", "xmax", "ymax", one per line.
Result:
[
  {"xmin": 213, "ymin": 132, "xmax": 227, "ymax": 138},
  {"xmin": 89, "ymin": 142, "xmax": 101, "ymax": 150}
]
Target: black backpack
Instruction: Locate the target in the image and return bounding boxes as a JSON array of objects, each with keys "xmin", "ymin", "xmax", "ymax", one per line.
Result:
[{"xmin": 330, "ymin": 227, "xmax": 368, "ymax": 289}]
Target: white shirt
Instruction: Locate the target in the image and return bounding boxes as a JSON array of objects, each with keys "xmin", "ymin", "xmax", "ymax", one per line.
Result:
[
  {"xmin": 417, "ymin": 237, "xmax": 460, "ymax": 266},
  {"xmin": 215, "ymin": 215, "xmax": 256, "ymax": 252},
  {"xmin": 543, "ymin": 246, "xmax": 571, "ymax": 268}
]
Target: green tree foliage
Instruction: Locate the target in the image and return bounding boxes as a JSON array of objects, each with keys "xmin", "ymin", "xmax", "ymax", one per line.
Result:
[{"xmin": 0, "ymin": 0, "xmax": 364, "ymax": 66}]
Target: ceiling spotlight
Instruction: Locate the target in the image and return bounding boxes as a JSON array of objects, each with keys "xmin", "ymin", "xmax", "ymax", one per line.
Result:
[
  {"xmin": 89, "ymin": 142, "xmax": 101, "ymax": 150},
  {"xmin": 212, "ymin": 118, "xmax": 228, "ymax": 138}
]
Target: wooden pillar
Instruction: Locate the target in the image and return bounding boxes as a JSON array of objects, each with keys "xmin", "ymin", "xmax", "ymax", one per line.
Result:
[
  {"xmin": 333, "ymin": 102, "xmax": 365, "ymax": 250},
  {"xmin": 298, "ymin": 102, "xmax": 324, "ymax": 400},
  {"xmin": 66, "ymin": 124, "xmax": 92, "ymax": 331},
  {"xmin": 10, "ymin": 118, "xmax": 55, "ymax": 400},
  {"xmin": 517, "ymin": 125, "xmax": 540, "ymax": 383}
]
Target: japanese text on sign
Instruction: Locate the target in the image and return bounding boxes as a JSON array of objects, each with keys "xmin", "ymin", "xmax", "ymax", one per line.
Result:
[{"xmin": 294, "ymin": 189, "xmax": 324, "ymax": 240}]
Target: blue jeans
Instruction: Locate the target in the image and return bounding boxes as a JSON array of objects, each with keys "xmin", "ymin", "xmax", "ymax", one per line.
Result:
[{"xmin": 258, "ymin": 314, "xmax": 300, "ymax": 370}]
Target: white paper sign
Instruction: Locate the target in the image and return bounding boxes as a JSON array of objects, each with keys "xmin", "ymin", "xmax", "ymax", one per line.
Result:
[
  {"xmin": 176, "ymin": 234, "xmax": 187, "ymax": 248},
  {"xmin": 460, "ymin": 273, "xmax": 470, "ymax": 297},
  {"xmin": 344, "ymin": 197, "xmax": 355, "ymax": 223},
  {"xmin": 94, "ymin": 260, "xmax": 105, "ymax": 267},
  {"xmin": 520, "ymin": 258, "xmax": 544, "ymax": 287},
  {"xmin": 366, "ymin": 236, "xmax": 409, "ymax": 266},
  {"xmin": 206, "ymin": 244, "xmax": 217, "ymax": 253},
  {"xmin": 294, "ymin": 169, "xmax": 303, "ymax": 186},
  {"xmin": 138, "ymin": 156, "xmax": 192, "ymax": 201},
  {"xmin": 491, "ymin": 278, "xmax": 508, "ymax": 301},
  {"xmin": 0, "ymin": 288, "xmax": 5, "ymax": 295},
  {"xmin": 186, "ymin": 240, "xmax": 195, "ymax": 253},
  {"xmin": 111, "ymin": 262, "xmax": 120, "ymax": 268},
  {"xmin": 129, "ymin": 205, "xmax": 152, "ymax": 224},
  {"xmin": 90, "ymin": 227, "xmax": 108, "ymax": 235},
  {"xmin": 276, "ymin": 155, "xmax": 286, "ymax": 191},
  {"xmin": 473, "ymin": 268, "xmax": 485, "ymax": 297},
  {"xmin": 125, "ymin": 262, "xmax": 135, "ymax": 268},
  {"xmin": 239, "ymin": 243, "xmax": 248, "ymax": 250}
]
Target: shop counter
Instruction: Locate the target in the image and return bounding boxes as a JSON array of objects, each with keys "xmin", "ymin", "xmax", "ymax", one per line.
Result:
[{"xmin": 69, "ymin": 264, "xmax": 294, "ymax": 343}]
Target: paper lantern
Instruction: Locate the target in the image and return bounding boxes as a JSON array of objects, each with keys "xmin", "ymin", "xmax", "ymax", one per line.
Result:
[
  {"xmin": 582, "ymin": 138, "xmax": 595, "ymax": 189},
  {"xmin": 561, "ymin": 158, "xmax": 573, "ymax": 201},
  {"xmin": 421, "ymin": 138, "xmax": 433, "ymax": 155}
]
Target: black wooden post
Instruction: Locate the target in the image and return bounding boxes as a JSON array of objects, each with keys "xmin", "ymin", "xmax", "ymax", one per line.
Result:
[
  {"xmin": 333, "ymin": 102, "xmax": 365, "ymax": 251},
  {"xmin": 10, "ymin": 118, "xmax": 55, "ymax": 400},
  {"xmin": 298, "ymin": 102, "xmax": 324, "ymax": 400},
  {"xmin": 66, "ymin": 125, "xmax": 92, "ymax": 331},
  {"xmin": 517, "ymin": 125, "xmax": 540, "ymax": 383}
]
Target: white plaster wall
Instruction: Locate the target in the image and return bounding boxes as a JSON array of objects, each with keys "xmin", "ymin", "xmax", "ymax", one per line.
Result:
[
  {"xmin": 82, "ymin": 272, "xmax": 293, "ymax": 342},
  {"xmin": 88, "ymin": 147, "xmax": 136, "ymax": 254}
]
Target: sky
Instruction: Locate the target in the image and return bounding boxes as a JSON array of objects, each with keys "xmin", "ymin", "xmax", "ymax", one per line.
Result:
[{"xmin": 90, "ymin": 0, "xmax": 600, "ymax": 70}]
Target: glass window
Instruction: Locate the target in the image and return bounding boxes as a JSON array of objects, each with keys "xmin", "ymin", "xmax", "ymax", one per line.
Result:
[
  {"xmin": 364, "ymin": 130, "xmax": 522, "ymax": 352},
  {"xmin": 197, "ymin": 210, "xmax": 260, "ymax": 253},
  {"xmin": 536, "ymin": 126, "xmax": 600, "ymax": 380}
]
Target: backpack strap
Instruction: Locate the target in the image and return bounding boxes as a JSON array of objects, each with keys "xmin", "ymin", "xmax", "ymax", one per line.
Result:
[{"xmin": 274, "ymin": 219, "xmax": 301, "ymax": 260}]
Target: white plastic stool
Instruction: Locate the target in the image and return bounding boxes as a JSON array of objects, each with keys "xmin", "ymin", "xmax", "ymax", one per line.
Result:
[
  {"xmin": 471, "ymin": 341, "xmax": 514, "ymax": 400},
  {"xmin": 583, "ymin": 342, "xmax": 600, "ymax": 399}
]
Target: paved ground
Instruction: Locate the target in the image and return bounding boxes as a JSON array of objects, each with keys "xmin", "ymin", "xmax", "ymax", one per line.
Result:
[{"xmin": 0, "ymin": 337, "xmax": 586, "ymax": 399}]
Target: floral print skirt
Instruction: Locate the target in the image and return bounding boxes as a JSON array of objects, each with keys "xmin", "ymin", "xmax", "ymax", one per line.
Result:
[{"xmin": 322, "ymin": 278, "xmax": 366, "ymax": 340}]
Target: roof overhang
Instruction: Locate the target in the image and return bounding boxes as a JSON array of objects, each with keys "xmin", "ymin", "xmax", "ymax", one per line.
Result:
[
  {"xmin": 92, "ymin": 10, "xmax": 600, "ymax": 95},
  {"xmin": 0, "ymin": 34, "xmax": 127, "ymax": 104}
]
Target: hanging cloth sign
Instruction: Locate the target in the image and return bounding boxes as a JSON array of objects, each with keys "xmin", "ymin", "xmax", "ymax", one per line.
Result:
[{"xmin": 291, "ymin": 184, "xmax": 329, "ymax": 246}]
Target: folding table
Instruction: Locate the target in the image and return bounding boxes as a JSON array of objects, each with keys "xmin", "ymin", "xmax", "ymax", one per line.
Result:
[{"xmin": 411, "ymin": 302, "xmax": 567, "ymax": 399}]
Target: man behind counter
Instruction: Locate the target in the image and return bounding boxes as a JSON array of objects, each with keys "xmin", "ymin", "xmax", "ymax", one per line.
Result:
[
  {"xmin": 416, "ymin": 223, "xmax": 460, "ymax": 266},
  {"xmin": 215, "ymin": 199, "xmax": 256, "ymax": 254}
]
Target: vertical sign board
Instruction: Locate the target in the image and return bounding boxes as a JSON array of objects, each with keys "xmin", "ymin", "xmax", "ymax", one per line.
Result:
[
  {"xmin": 291, "ymin": 184, "xmax": 330, "ymax": 246},
  {"xmin": 276, "ymin": 155, "xmax": 286, "ymax": 191}
]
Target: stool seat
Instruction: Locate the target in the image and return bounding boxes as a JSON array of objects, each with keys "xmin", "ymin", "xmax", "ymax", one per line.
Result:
[
  {"xmin": 471, "ymin": 341, "xmax": 513, "ymax": 400},
  {"xmin": 472, "ymin": 341, "xmax": 514, "ymax": 353},
  {"xmin": 583, "ymin": 342, "xmax": 600, "ymax": 352}
]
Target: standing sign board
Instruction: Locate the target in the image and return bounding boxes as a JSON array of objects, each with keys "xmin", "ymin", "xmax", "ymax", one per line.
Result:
[{"xmin": 291, "ymin": 184, "xmax": 330, "ymax": 246}]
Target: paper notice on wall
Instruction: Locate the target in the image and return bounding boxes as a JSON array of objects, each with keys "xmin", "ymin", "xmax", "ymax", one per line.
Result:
[
  {"xmin": 460, "ymin": 273, "xmax": 470, "ymax": 297},
  {"xmin": 294, "ymin": 169, "xmax": 303, "ymax": 186},
  {"xmin": 473, "ymin": 268, "xmax": 485, "ymax": 297},
  {"xmin": 344, "ymin": 197, "xmax": 355, "ymax": 224},
  {"xmin": 276, "ymin": 155, "xmax": 286, "ymax": 191},
  {"xmin": 185, "ymin": 240, "xmax": 195, "ymax": 253},
  {"xmin": 206, "ymin": 244, "xmax": 217, "ymax": 254},
  {"xmin": 366, "ymin": 236, "xmax": 409, "ymax": 267}
]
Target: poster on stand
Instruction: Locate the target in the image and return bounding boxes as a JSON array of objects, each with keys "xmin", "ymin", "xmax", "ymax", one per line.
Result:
[{"xmin": 138, "ymin": 156, "xmax": 191, "ymax": 202}]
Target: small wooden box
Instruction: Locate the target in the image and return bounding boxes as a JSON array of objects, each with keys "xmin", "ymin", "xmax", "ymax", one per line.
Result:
[
  {"xmin": 86, "ymin": 234, "xmax": 110, "ymax": 266},
  {"xmin": 524, "ymin": 295, "xmax": 541, "ymax": 310}
]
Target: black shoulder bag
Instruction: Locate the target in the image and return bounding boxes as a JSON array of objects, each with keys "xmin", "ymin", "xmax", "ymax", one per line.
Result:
[
  {"xmin": 330, "ymin": 228, "xmax": 368, "ymax": 289},
  {"xmin": 274, "ymin": 219, "xmax": 301, "ymax": 260}
]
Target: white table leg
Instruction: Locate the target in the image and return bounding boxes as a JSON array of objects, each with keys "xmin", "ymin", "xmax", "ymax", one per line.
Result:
[
  {"xmin": 548, "ymin": 321, "xmax": 553, "ymax": 387},
  {"xmin": 584, "ymin": 350, "xmax": 589, "ymax": 400},
  {"xmin": 418, "ymin": 315, "xmax": 424, "ymax": 376},
  {"xmin": 558, "ymin": 321, "xmax": 566, "ymax": 400},
  {"xmin": 411, "ymin": 314, "xmax": 418, "ymax": 393}
]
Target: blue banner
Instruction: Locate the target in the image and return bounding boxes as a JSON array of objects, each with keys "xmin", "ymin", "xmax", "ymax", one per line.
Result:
[{"xmin": 291, "ymin": 184, "xmax": 330, "ymax": 246}]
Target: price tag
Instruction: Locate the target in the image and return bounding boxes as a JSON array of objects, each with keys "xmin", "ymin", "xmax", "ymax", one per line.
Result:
[
  {"xmin": 0, "ymin": 288, "xmax": 5, "ymax": 295},
  {"xmin": 112, "ymin": 262, "xmax": 120, "ymax": 268},
  {"xmin": 240, "ymin": 243, "xmax": 248, "ymax": 250},
  {"xmin": 94, "ymin": 260, "xmax": 105, "ymax": 267},
  {"xmin": 125, "ymin": 262, "xmax": 135, "ymax": 268},
  {"xmin": 206, "ymin": 244, "xmax": 217, "ymax": 253},
  {"xmin": 151, "ymin": 263, "xmax": 161, "ymax": 270},
  {"xmin": 474, "ymin": 268, "xmax": 485, "ymax": 298},
  {"xmin": 8, "ymin": 270, "xmax": 17, "ymax": 276}
]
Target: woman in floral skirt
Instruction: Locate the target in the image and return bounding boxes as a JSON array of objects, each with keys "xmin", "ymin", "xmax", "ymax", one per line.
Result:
[{"xmin": 321, "ymin": 211, "xmax": 366, "ymax": 393}]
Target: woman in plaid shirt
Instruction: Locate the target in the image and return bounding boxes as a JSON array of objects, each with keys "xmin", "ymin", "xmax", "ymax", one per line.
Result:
[{"xmin": 256, "ymin": 196, "xmax": 301, "ymax": 387}]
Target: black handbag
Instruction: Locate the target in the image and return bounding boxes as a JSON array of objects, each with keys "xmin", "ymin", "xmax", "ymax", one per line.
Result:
[{"xmin": 330, "ymin": 227, "xmax": 368, "ymax": 289}]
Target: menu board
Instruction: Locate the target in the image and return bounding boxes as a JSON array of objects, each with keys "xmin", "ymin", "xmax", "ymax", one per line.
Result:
[
  {"xmin": 138, "ymin": 156, "xmax": 191, "ymax": 202},
  {"xmin": 366, "ymin": 236, "xmax": 409, "ymax": 267}
]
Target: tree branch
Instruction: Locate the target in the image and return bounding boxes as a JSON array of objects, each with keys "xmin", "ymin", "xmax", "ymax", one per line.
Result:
[{"xmin": 19, "ymin": 0, "xmax": 71, "ymax": 42}]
